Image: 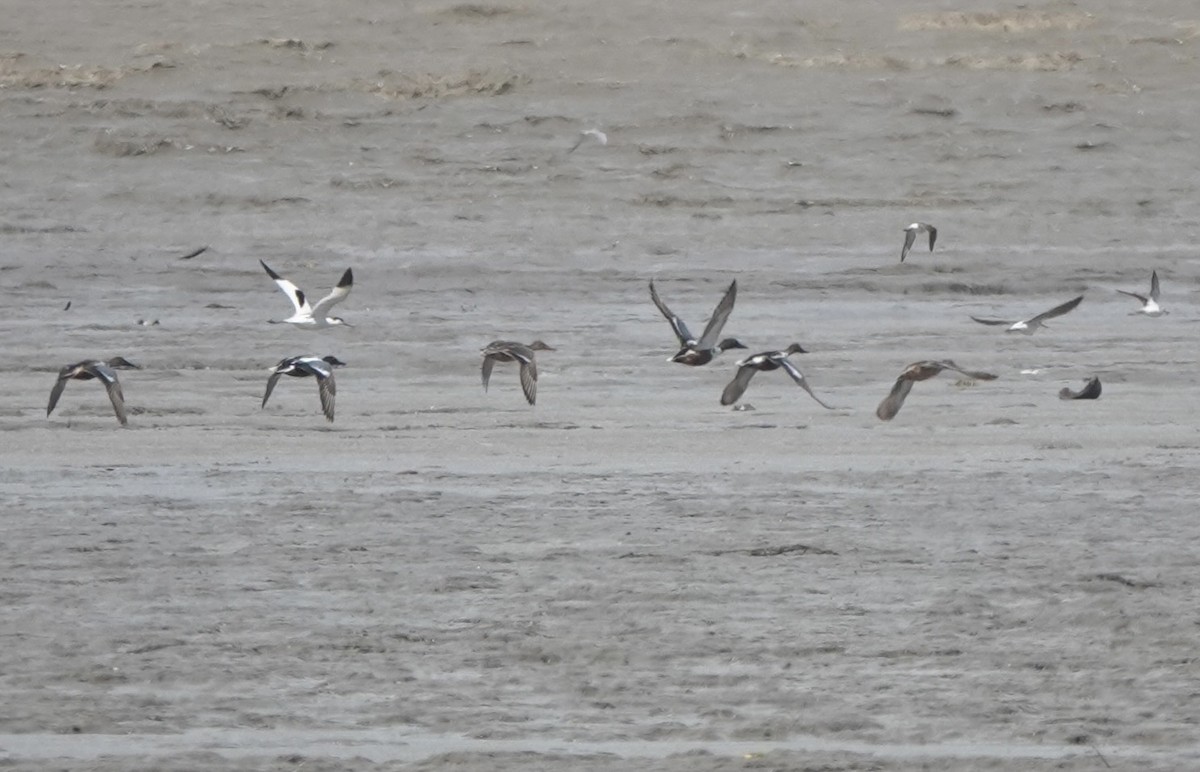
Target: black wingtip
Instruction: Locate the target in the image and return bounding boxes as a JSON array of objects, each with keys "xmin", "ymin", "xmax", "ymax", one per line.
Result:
[
  {"xmin": 338, "ymin": 268, "xmax": 353, "ymax": 287},
  {"xmin": 260, "ymin": 259, "xmax": 281, "ymax": 280}
]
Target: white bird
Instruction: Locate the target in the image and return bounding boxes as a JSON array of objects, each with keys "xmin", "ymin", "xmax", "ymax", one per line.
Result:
[
  {"xmin": 260, "ymin": 260, "xmax": 354, "ymax": 328},
  {"xmin": 262, "ymin": 355, "xmax": 344, "ymax": 422},
  {"xmin": 900, "ymin": 222, "xmax": 937, "ymax": 263},
  {"xmin": 1117, "ymin": 270, "xmax": 1166, "ymax": 316},
  {"xmin": 567, "ymin": 128, "xmax": 608, "ymax": 154},
  {"xmin": 970, "ymin": 295, "xmax": 1084, "ymax": 334}
]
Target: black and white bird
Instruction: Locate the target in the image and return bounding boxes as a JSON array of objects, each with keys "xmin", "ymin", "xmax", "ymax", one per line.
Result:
[
  {"xmin": 900, "ymin": 222, "xmax": 937, "ymax": 263},
  {"xmin": 1117, "ymin": 270, "xmax": 1166, "ymax": 317},
  {"xmin": 876, "ymin": 360, "xmax": 998, "ymax": 421},
  {"xmin": 970, "ymin": 295, "xmax": 1084, "ymax": 334},
  {"xmin": 650, "ymin": 279, "xmax": 746, "ymax": 366},
  {"xmin": 481, "ymin": 341, "xmax": 554, "ymax": 405},
  {"xmin": 260, "ymin": 260, "xmax": 354, "ymax": 328},
  {"xmin": 47, "ymin": 357, "xmax": 140, "ymax": 426},
  {"xmin": 262, "ymin": 355, "xmax": 344, "ymax": 422},
  {"xmin": 720, "ymin": 343, "xmax": 834, "ymax": 409}
]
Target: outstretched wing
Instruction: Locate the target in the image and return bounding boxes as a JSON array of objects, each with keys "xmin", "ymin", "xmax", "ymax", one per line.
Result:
[
  {"xmin": 876, "ymin": 377, "xmax": 915, "ymax": 421},
  {"xmin": 696, "ymin": 280, "xmax": 737, "ymax": 349},
  {"xmin": 720, "ymin": 363, "xmax": 758, "ymax": 406},
  {"xmin": 926, "ymin": 225, "xmax": 937, "ymax": 252},
  {"xmin": 649, "ymin": 281, "xmax": 695, "ymax": 346},
  {"xmin": 780, "ymin": 359, "xmax": 836, "ymax": 410},
  {"xmin": 317, "ymin": 374, "xmax": 336, "ymax": 422},
  {"xmin": 1149, "ymin": 270, "xmax": 1161, "ymax": 302},
  {"xmin": 900, "ymin": 228, "xmax": 917, "ymax": 262},
  {"xmin": 262, "ymin": 371, "xmax": 284, "ymax": 408},
  {"xmin": 1116, "ymin": 289, "xmax": 1147, "ymax": 303},
  {"xmin": 310, "ymin": 268, "xmax": 354, "ymax": 318},
  {"xmin": 970, "ymin": 316, "xmax": 1015, "ymax": 327},
  {"xmin": 518, "ymin": 360, "xmax": 538, "ymax": 405},
  {"xmin": 481, "ymin": 356, "xmax": 496, "ymax": 391},
  {"xmin": 1029, "ymin": 295, "xmax": 1083, "ymax": 325},
  {"xmin": 47, "ymin": 371, "xmax": 71, "ymax": 417},
  {"xmin": 260, "ymin": 259, "xmax": 309, "ymax": 314},
  {"xmin": 939, "ymin": 361, "xmax": 998, "ymax": 381},
  {"xmin": 102, "ymin": 375, "xmax": 128, "ymax": 426}
]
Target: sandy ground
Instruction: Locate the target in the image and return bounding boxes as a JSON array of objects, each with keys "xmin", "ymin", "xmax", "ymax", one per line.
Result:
[{"xmin": 3, "ymin": 0, "xmax": 1200, "ymax": 769}]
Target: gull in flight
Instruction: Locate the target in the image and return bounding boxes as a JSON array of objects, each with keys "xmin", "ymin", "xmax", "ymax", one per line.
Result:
[
  {"xmin": 900, "ymin": 222, "xmax": 937, "ymax": 263},
  {"xmin": 260, "ymin": 259, "xmax": 354, "ymax": 328},
  {"xmin": 481, "ymin": 340, "xmax": 555, "ymax": 405},
  {"xmin": 720, "ymin": 343, "xmax": 835, "ymax": 409},
  {"xmin": 262, "ymin": 355, "xmax": 344, "ymax": 422},
  {"xmin": 47, "ymin": 357, "xmax": 140, "ymax": 426},
  {"xmin": 970, "ymin": 295, "xmax": 1084, "ymax": 334},
  {"xmin": 1117, "ymin": 270, "xmax": 1166, "ymax": 316},
  {"xmin": 876, "ymin": 360, "xmax": 998, "ymax": 421},
  {"xmin": 650, "ymin": 279, "xmax": 746, "ymax": 366},
  {"xmin": 567, "ymin": 128, "xmax": 608, "ymax": 154}
]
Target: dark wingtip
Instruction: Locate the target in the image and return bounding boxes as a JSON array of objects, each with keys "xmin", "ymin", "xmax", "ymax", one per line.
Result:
[
  {"xmin": 339, "ymin": 268, "xmax": 353, "ymax": 287},
  {"xmin": 260, "ymin": 259, "xmax": 281, "ymax": 279}
]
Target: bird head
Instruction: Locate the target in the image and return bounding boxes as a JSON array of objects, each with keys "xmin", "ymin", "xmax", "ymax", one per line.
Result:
[
  {"xmin": 529, "ymin": 340, "xmax": 556, "ymax": 351},
  {"xmin": 321, "ymin": 356, "xmax": 347, "ymax": 368},
  {"xmin": 107, "ymin": 356, "xmax": 141, "ymax": 369},
  {"xmin": 718, "ymin": 338, "xmax": 747, "ymax": 351},
  {"xmin": 783, "ymin": 342, "xmax": 808, "ymax": 355}
]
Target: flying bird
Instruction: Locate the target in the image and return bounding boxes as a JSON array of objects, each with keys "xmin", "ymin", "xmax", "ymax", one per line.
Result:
[
  {"xmin": 1117, "ymin": 270, "xmax": 1166, "ymax": 316},
  {"xmin": 262, "ymin": 355, "xmax": 344, "ymax": 422},
  {"xmin": 481, "ymin": 340, "xmax": 555, "ymax": 405},
  {"xmin": 970, "ymin": 295, "xmax": 1084, "ymax": 334},
  {"xmin": 1059, "ymin": 376, "xmax": 1102, "ymax": 400},
  {"xmin": 720, "ymin": 343, "xmax": 835, "ymax": 409},
  {"xmin": 876, "ymin": 360, "xmax": 998, "ymax": 421},
  {"xmin": 567, "ymin": 128, "xmax": 608, "ymax": 154},
  {"xmin": 47, "ymin": 357, "xmax": 140, "ymax": 426},
  {"xmin": 260, "ymin": 259, "xmax": 354, "ymax": 328},
  {"xmin": 900, "ymin": 222, "xmax": 937, "ymax": 263},
  {"xmin": 650, "ymin": 279, "xmax": 746, "ymax": 366}
]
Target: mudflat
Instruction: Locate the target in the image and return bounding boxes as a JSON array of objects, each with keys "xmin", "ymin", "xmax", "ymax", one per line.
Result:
[{"xmin": 3, "ymin": 1, "xmax": 1199, "ymax": 769}]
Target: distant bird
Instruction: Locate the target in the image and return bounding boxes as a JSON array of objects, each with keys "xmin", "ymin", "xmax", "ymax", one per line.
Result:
[
  {"xmin": 179, "ymin": 245, "xmax": 208, "ymax": 260},
  {"xmin": 970, "ymin": 295, "xmax": 1084, "ymax": 334},
  {"xmin": 567, "ymin": 128, "xmax": 608, "ymax": 154},
  {"xmin": 260, "ymin": 259, "xmax": 354, "ymax": 328},
  {"xmin": 1059, "ymin": 376, "xmax": 1102, "ymax": 400},
  {"xmin": 876, "ymin": 360, "xmax": 998, "ymax": 421},
  {"xmin": 650, "ymin": 279, "xmax": 746, "ymax": 366},
  {"xmin": 47, "ymin": 357, "xmax": 140, "ymax": 426},
  {"xmin": 720, "ymin": 343, "xmax": 834, "ymax": 409},
  {"xmin": 262, "ymin": 355, "xmax": 344, "ymax": 422},
  {"xmin": 900, "ymin": 222, "xmax": 937, "ymax": 263},
  {"xmin": 481, "ymin": 340, "xmax": 555, "ymax": 405},
  {"xmin": 63, "ymin": 300, "xmax": 71, "ymax": 311},
  {"xmin": 1117, "ymin": 270, "xmax": 1166, "ymax": 316}
]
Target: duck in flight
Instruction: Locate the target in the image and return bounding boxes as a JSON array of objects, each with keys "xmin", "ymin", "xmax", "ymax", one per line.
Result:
[
  {"xmin": 1059, "ymin": 376, "xmax": 1102, "ymax": 400},
  {"xmin": 650, "ymin": 279, "xmax": 746, "ymax": 366},
  {"xmin": 481, "ymin": 340, "xmax": 555, "ymax": 405},
  {"xmin": 262, "ymin": 355, "xmax": 344, "ymax": 422},
  {"xmin": 876, "ymin": 360, "xmax": 998, "ymax": 421},
  {"xmin": 47, "ymin": 357, "xmax": 140, "ymax": 426},
  {"xmin": 260, "ymin": 260, "xmax": 354, "ymax": 328},
  {"xmin": 720, "ymin": 343, "xmax": 835, "ymax": 409},
  {"xmin": 970, "ymin": 295, "xmax": 1084, "ymax": 334},
  {"xmin": 1117, "ymin": 270, "xmax": 1166, "ymax": 316},
  {"xmin": 900, "ymin": 222, "xmax": 937, "ymax": 263}
]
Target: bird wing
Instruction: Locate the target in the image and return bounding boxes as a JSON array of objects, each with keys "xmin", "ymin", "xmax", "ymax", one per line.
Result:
[
  {"xmin": 649, "ymin": 281, "xmax": 695, "ymax": 346},
  {"xmin": 876, "ymin": 377, "xmax": 915, "ymax": 421},
  {"xmin": 900, "ymin": 228, "xmax": 917, "ymax": 262},
  {"xmin": 926, "ymin": 225, "xmax": 937, "ymax": 252},
  {"xmin": 46, "ymin": 371, "xmax": 71, "ymax": 416},
  {"xmin": 970, "ymin": 316, "xmax": 1016, "ymax": 327},
  {"xmin": 720, "ymin": 363, "xmax": 758, "ymax": 406},
  {"xmin": 518, "ymin": 360, "xmax": 538, "ymax": 405},
  {"xmin": 939, "ymin": 361, "xmax": 999, "ymax": 381},
  {"xmin": 481, "ymin": 356, "xmax": 496, "ymax": 391},
  {"xmin": 780, "ymin": 359, "xmax": 836, "ymax": 409},
  {"xmin": 317, "ymin": 373, "xmax": 336, "ymax": 422},
  {"xmin": 696, "ymin": 280, "xmax": 737, "ymax": 349},
  {"xmin": 1150, "ymin": 270, "xmax": 1160, "ymax": 302},
  {"xmin": 1116, "ymin": 289, "xmax": 1148, "ymax": 303},
  {"xmin": 102, "ymin": 376, "xmax": 128, "ymax": 425},
  {"xmin": 262, "ymin": 371, "xmax": 284, "ymax": 408},
  {"xmin": 310, "ymin": 268, "xmax": 353, "ymax": 318},
  {"xmin": 1029, "ymin": 295, "xmax": 1084, "ymax": 325},
  {"xmin": 260, "ymin": 260, "xmax": 310, "ymax": 314}
]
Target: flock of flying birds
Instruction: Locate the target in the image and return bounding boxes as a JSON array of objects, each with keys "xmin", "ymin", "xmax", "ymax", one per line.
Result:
[{"xmin": 45, "ymin": 223, "xmax": 1168, "ymax": 426}]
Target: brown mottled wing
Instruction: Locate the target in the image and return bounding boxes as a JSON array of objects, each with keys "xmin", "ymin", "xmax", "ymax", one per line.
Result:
[
  {"xmin": 720, "ymin": 364, "xmax": 758, "ymax": 406},
  {"xmin": 876, "ymin": 377, "xmax": 916, "ymax": 421},
  {"xmin": 780, "ymin": 359, "xmax": 836, "ymax": 410},
  {"xmin": 317, "ymin": 373, "xmax": 336, "ymax": 422},
  {"xmin": 518, "ymin": 360, "xmax": 537, "ymax": 405}
]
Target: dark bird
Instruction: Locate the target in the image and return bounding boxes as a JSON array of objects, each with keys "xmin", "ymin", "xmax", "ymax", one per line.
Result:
[
  {"xmin": 900, "ymin": 222, "xmax": 937, "ymax": 263},
  {"xmin": 876, "ymin": 360, "xmax": 998, "ymax": 421},
  {"xmin": 970, "ymin": 295, "xmax": 1084, "ymax": 334},
  {"xmin": 481, "ymin": 340, "xmax": 555, "ymax": 405},
  {"xmin": 47, "ymin": 357, "xmax": 140, "ymax": 426},
  {"xmin": 650, "ymin": 279, "xmax": 746, "ymax": 366},
  {"xmin": 720, "ymin": 343, "xmax": 834, "ymax": 409},
  {"xmin": 262, "ymin": 355, "xmax": 344, "ymax": 422},
  {"xmin": 1059, "ymin": 376, "xmax": 1102, "ymax": 400},
  {"xmin": 179, "ymin": 245, "xmax": 209, "ymax": 260},
  {"xmin": 1117, "ymin": 270, "xmax": 1165, "ymax": 316}
]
